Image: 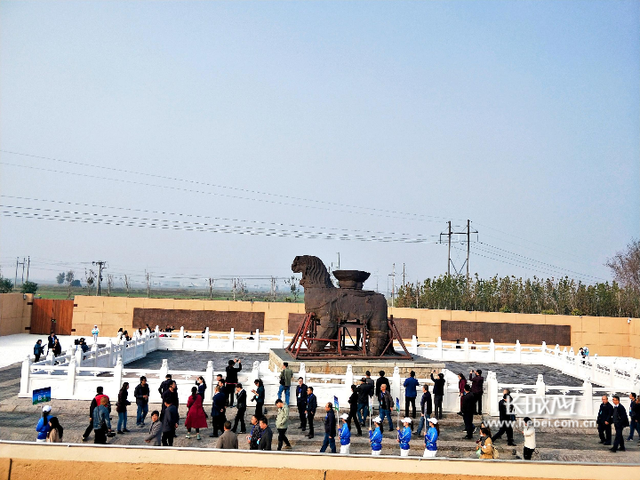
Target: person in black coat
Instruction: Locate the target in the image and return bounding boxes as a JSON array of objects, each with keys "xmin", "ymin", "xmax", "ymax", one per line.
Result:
[
  {"xmin": 158, "ymin": 374, "xmax": 172, "ymax": 396},
  {"xmin": 356, "ymin": 378, "xmax": 373, "ymax": 425},
  {"xmin": 257, "ymin": 417, "xmax": 273, "ymax": 450},
  {"xmin": 347, "ymin": 384, "xmax": 362, "ymax": 436},
  {"xmin": 469, "ymin": 370, "xmax": 484, "ymax": 415},
  {"xmin": 375, "ymin": 371, "xmax": 390, "ymax": 400},
  {"xmin": 319, "ymin": 403, "xmax": 337, "ymax": 453},
  {"xmin": 430, "ymin": 371, "xmax": 446, "ymax": 419},
  {"xmin": 82, "ymin": 387, "xmax": 103, "ymax": 441},
  {"xmin": 209, "ymin": 385, "xmax": 227, "ymax": 437},
  {"xmin": 306, "ymin": 386, "xmax": 317, "ymax": 438},
  {"xmin": 491, "ymin": 393, "xmax": 515, "ymax": 445},
  {"xmin": 610, "ymin": 395, "xmax": 629, "ymax": 452},
  {"xmin": 596, "ymin": 394, "xmax": 614, "ymax": 445},
  {"xmin": 232, "ymin": 383, "xmax": 247, "ymax": 433},
  {"xmin": 415, "ymin": 384, "xmax": 432, "ymax": 435},
  {"xmin": 160, "ymin": 400, "xmax": 179, "ymax": 446},
  {"xmin": 461, "ymin": 384, "xmax": 475, "ymax": 439},
  {"xmin": 225, "ymin": 359, "xmax": 242, "ymax": 407},
  {"xmin": 295, "ymin": 377, "xmax": 308, "ymax": 430},
  {"xmin": 161, "ymin": 381, "xmax": 179, "ymax": 417}
]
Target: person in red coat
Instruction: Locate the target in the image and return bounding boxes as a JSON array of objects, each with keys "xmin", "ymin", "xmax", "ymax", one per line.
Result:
[{"xmin": 185, "ymin": 387, "xmax": 208, "ymax": 440}]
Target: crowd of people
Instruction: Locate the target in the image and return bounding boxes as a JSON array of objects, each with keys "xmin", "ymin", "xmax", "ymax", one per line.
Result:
[
  {"xmin": 33, "ymin": 360, "xmax": 538, "ymax": 460},
  {"xmin": 596, "ymin": 393, "xmax": 640, "ymax": 453}
]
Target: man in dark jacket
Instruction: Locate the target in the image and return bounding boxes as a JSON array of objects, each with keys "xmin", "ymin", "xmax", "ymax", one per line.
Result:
[
  {"xmin": 610, "ymin": 395, "xmax": 629, "ymax": 452},
  {"xmin": 161, "ymin": 381, "xmax": 179, "ymax": 416},
  {"xmin": 296, "ymin": 377, "xmax": 308, "ymax": 431},
  {"xmin": 306, "ymin": 386, "xmax": 317, "ymax": 438},
  {"xmin": 248, "ymin": 415, "xmax": 260, "ymax": 450},
  {"xmin": 378, "ymin": 384, "xmax": 394, "ymax": 433},
  {"xmin": 161, "ymin": 399, "xmax": 179, "ymax": 446},
  {"xmin": 627, "ymin": 393, "xmax": 640, "ymax": 441},
  {"xmin": 492, "ymin": 393, "xmax": 516, "ymax": 446},
  {"xmin": 430, "ymin": 371, "xmax": 446, "ymax": 419},
  {"xmin": 257, "ymin": 417, "xmax": 273, "ymax": 450},
  {"xmin": 320, "ymin": 402, "xmax": 337, "ymax": 453},
  {"xmin": 596, "ymin": 394, "xmax": 614, "ymax": 445},
  {"xmin": 461, "ymin": 384, "xmax": 475, "ymax": 439},
  {"xmin": 158, "ymin": 374, "xmax": 172, "ymax": 396},
  {"xmin": 225, "ymin": 358, "xmax": 242, "ymax": 407},
  {"xmin": 210, "ymin": 385, "xmax": 227, "ymax": 437},
  {"xmin": 232, "ymin": 383, "xmax": 247, "ymax": 433},
  {"xmin": 403, "ymin": 371, "xmax": 420, "ymax": 418},
  {"xmin": 82, "ymin": 386, "xmax": 104, "ymax": 441},
  {"xmin": 134, "ymin": 376, "xmax": 150, "ymax": 427},
  {"xmin": 347, "ymin": 384, "xmax": 362, "ymax": 436},
  {"xmin": 415, "ymin": 384, "xmax": 432, "ymax": 435},
  {"xmin": 357, "ymin": 378, "xmax": 373, "ymax": 425},
  {"xmin": 375, "ymin": 371, "xmax": 390, "ymax": 400},
  {"xmin": 216, "ymin": 421, "xmax": 239, "ymax": 449},
  {"xmin": 469, "ymin": 369, "xmax": 484, "ymax": 415}
]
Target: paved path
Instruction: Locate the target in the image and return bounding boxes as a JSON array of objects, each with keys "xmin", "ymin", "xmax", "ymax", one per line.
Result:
[{"xmin": 0, "ymin": 362, "xmax": 638, "ymax": 463}]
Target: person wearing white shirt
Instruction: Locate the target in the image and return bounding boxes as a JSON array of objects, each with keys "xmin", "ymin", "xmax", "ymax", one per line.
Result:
[{"xmin": 522, "ymin": 416, "xmax": 536, "ymax": 460}]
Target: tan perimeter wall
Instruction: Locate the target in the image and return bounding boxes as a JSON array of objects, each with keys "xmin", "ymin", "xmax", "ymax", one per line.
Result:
[
  {"xmin": 0, "ymin": 293, "xmax": 32, "ymax": 336},
  {"xmin": 71, "ymin": 295, "xmax": 640, "ymax": 359},
  {"xmin": 1, "ymin": 443, "xmax": 638, "ymax": 480}
]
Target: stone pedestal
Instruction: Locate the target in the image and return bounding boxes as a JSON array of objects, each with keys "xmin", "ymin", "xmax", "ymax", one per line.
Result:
[{"xmin": 269, "ymin": 348, "xmax": 444, "ymax": 378}]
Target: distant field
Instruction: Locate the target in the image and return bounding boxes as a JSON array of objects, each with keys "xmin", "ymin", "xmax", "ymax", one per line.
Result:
[{"xmin": 34, "ymin": 285, "xmax": 304, "ymax": 303}]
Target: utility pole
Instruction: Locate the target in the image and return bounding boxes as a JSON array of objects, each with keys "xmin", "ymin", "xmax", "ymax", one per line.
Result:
[
  {"xmin": 145, "ymin": 271, "xmax": 151, "ymax": 298},
  {"xmin": 336, "ymin": 252, "xmax": 341, "ymax": 270},
  {"xmin": 93, "ymin": 261, "xmax": 107, "ymax": 296},
  {"xmin": 402, "ymin": 263, "xmax": 406, "ymax": 287},
  {"xmin": 390, "ymin": 263, "xmax": 396, "ymax": 308},
  {"xmin": 26, "ymin": 256, "xmax": 30, "ymax": 283},
  {"xmin": 21, "ymin": 257, "xmax": 26, "ymax": 285},
  {"xmin": 208, "ymin": 278, "xmax": 214, "ymax": 300},
  {"xmin": 440, "ymin": 220, "xmax": 478, "ymax": 276}
]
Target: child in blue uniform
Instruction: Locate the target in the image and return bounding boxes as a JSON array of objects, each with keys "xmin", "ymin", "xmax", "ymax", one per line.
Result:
[{"xmin": 397, "ymin": 417, "xmax": 412, "ymax": 457}]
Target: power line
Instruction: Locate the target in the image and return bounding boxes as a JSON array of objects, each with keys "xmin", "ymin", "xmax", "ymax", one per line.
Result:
[
  {"xmin": 0, "ymin": 150, "xmax": 457, "ymax": 223},
  {"xmin": 0, "ymin": 205, "xmax": 441, "ymax": 244},
  {"xmin": 0, "ymin": 195, "xmax": 439, "ymax": 240}
]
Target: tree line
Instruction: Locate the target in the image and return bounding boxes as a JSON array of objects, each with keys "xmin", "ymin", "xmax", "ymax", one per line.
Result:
[{"xmin": 395, "ymin": 274, "xmax": 639, "ymax": 318}]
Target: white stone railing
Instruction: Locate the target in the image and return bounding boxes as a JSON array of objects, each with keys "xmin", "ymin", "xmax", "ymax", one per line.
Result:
[{"xmin": 410, "ymin": 336, "xmax": 640, "ymax": 391}]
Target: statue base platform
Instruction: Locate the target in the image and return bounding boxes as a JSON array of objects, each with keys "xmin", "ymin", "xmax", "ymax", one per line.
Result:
[{"xmin": 269, "ymin": 348, "xmax": 445, "ymax": 378}]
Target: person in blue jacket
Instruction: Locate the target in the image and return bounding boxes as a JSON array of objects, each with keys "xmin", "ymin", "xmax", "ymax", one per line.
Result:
[
  {"xmin": 33, "ymin": 340, "xmax": 44, "ymax": 362},
  {"xmin": 397, "ymin": 417, "xmax": 412, "ymax": 457},
  {"xmin": 338, "ymin": 413, "xmax": 351, "ymax": 454},
  {"xmin": 403, "ymin": 371, "xmax": 420, "ymax": 418},
  {"xmin": 36, "ymin": 405, "xmax": 53, "ymax": 442},
  {"xmin": 369, "ymin": 416, "xmax": 383, "ymax": 456},
  {"xmin": 423, "ymin": 417, "xmax": 439, "ymax": 458}
]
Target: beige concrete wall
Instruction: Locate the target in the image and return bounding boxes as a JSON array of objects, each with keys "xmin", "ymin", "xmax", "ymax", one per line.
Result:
[
  {"xmin": 0, "ymin": 442, "xmax": 637, "ymax": 480},
  {"xmin": 71, "ymin": 295, "xmax": 639, "ymax": 359},
  {"xmin": 0, "ymin": 293, "xmax": 33, "ymax": 336},
  {"xmin": 72, "ymin": 295, "xmax": 305, "ymax": 337}
]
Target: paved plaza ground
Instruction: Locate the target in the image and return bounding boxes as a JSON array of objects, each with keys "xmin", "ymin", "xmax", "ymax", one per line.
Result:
[{"xmin": 1, "ymin": 358, "xmax": 638, "ymax": 463}]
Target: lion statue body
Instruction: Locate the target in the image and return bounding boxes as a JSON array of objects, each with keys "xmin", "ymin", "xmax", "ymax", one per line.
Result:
[{"xmin": 291, "ymin": 255, "xmax": 390, "ymax": 356}]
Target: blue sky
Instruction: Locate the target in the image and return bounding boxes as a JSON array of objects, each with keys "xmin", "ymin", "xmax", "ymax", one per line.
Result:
[{"xmin": 0, "ymin": 1, "xmax": 638, "ymax": 291}]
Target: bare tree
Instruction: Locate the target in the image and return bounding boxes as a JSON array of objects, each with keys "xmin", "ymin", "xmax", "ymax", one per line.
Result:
[
  {"xmin": 106, "ymin": 274, "xmax": 114, "ymax": 296},
  {"xmin": 85, "ymin": 269, "xmax": 96, "ymax": 295},
  {"xmin": 65, "ymin": 270, "xmax": 75, "ymax": 299},
  {"xmin": 123, "ymin": 275, "xmax": 131, "ymax": 297},
  {"xmin": 606, "ymin": 239, "xmax": 640, "ymax": 292},
  {"xmin": 284, "ymin": 276, "xmax": 301, "ymax": 302}
]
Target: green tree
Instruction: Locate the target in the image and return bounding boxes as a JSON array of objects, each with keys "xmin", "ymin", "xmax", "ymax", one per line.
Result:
[
  {"xmin": 21, "ymin": 281, "xmax": 38, "ymax": 294},
  {"xmin": 0, "ymin": 277, "xmax": 13, "ymax": 293},
  {"xmin": 56, "ymin": 272, "xmax": 65, "ymax": 284}
]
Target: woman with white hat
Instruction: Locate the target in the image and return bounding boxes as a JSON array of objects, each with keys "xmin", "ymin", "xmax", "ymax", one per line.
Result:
[
  {"xmin": 36, "ymin": 405, "xmax": 53, "ymax": 442},
  {"xmin": 369, "ymin": 416, "xmax": 383, "ymax": 456},
  {"xmin": 423, "ymin": 417, "xmax": 439, "ymax": 458},
  {"xmin": 397, "ymin": 417, "xmax": 412, "ymax": 456},
  {"xmin": 338, "ymin": 413, "xmax": 351, "ymax": 454}
]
